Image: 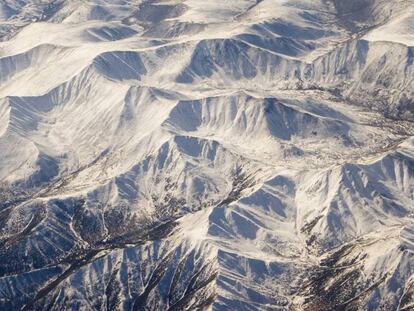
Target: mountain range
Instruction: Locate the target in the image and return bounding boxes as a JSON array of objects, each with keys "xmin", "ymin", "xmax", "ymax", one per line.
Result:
[{"xmin": 0, "ymin": 0, "xmax": 413, "ymax": 310}]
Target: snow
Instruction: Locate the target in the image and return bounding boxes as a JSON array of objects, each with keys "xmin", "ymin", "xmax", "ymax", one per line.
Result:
[
  {"xmin": 0, "ymin": 0, "xmax": 413, "ymax": 310},
  {"xmin": 364, "ymin": 8, "xmax": 414, "ymax": 46}
]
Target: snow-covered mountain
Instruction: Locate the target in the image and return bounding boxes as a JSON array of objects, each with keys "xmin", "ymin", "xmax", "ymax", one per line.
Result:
[{"xmin": 0, "ymin": 0, "xmax": 413, "ymax": 310}]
